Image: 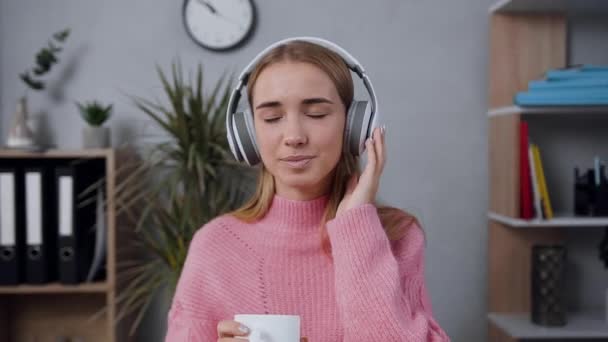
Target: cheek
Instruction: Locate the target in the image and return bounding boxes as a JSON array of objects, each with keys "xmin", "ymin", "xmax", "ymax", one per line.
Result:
[
  {"xmin": 315, "ymin": 124, "xmax": 344, "ymax": 161},
  {"xmin": 254, "ymin": 124, "xmax": 279, "ymax": 159}
]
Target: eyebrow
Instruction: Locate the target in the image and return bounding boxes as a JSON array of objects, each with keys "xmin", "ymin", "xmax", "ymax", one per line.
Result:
[{"xmin": 255, "ymin": 97, "xmax": 334, "ymax": 110}]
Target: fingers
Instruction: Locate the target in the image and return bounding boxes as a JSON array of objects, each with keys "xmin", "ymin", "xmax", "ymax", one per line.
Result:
[
  {"xmin": 364, "ymin": 126, "xmax": 385, "ymax": 177},
  {"xmin": 217, "ymin": 320, "xmax": 249, "ymax": 339},
  {"xmin": 365, "ymin": 136, "xmax": 377, "ymax": 170},
  {"xmin": 372, "ymin": 125, "xmax": 386, "ymax": 173}
]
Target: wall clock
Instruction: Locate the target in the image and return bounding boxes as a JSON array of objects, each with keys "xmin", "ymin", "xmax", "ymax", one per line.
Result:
[{"xmin": 183, "ymin": 0, "xmax": 256, "ymax": 51}]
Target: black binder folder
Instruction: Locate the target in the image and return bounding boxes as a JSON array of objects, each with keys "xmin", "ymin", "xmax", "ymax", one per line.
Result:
[
  {"xmin": 24, "ymin": 165, "xmax": 58, "ymax": 284},
  {"xmin": 0, "ymin": 167, "xmax": 25, "ymax": 285},
  {"xmin": 56, "ymin": 159, "xmax": 105, "ymax": 284}
]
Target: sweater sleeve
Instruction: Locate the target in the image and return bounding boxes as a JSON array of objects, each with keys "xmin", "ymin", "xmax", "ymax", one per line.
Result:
[
  {"xmin": 165, "ymin": 302, "xmax": 217, "ymax": 341},
  {"xmin": 326, "ymin": 204, "xmax": 450, "ymax": 342}
]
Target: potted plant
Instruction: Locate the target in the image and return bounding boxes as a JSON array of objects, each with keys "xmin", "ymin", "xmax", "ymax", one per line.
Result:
[
  {"xmin": 76, "ymin": 101, "xmax": 113, "ymax": 148},
  {"xmin": 109, "ymin": 60, "xmax": 255, "ymax": 334},
  {"xmin": 6, "ymin": 28, "xmax": 70, "ymax": 150}
]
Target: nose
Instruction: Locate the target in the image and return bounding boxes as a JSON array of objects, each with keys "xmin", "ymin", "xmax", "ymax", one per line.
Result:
[{"xmin": 283, "ymin": 116, "xmax": 307, "ymax": 147}]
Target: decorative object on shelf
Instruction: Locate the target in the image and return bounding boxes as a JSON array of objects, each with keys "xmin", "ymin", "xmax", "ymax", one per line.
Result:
[
  {"xmin": 19, "ymin": 29, "xmax": 70, "ymax": 91},
  {"xmin": 5, "ymin": 28, "xmax": 70, "ymax": 151},
  {"xmin": 531, "ymin": 244, "xmax": 567, "ymax": 327},
  {"xmin": 574, "ymin": 157, "xmax": 608, "ymax": 217},
  {"xmin": 76, "ymin": 101, "xmax": 113, "ymax": 148},
  {"xmin": 182, "ymin": 0, "xmax": 256, "ymax": 51},
  {"xmin": 6, "ymin": 97, "xmax": 37, "ymax": 151},
  {"xmin": 112, "ymin": 60, "xmax": 255, "ymax": 334}
]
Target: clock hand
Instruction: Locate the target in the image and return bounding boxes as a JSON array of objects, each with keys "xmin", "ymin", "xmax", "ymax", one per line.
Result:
[
  {"xmin": 197, "ymin": 0, "xmax": 217, "ymax": 14},
  {"xmin": 196, "ymin": 0, "xmax": 241, "ymax": 27}
]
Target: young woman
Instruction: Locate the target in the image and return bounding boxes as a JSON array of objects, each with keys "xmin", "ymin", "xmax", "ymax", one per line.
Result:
[{"xmin": 165, "ymin": 38, "xmax": 450, "ymax": 341}]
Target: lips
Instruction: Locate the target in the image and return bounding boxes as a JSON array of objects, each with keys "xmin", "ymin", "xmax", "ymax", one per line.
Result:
[
  {"xmin": 281, "ymin": 155, "xmax": 315, "ymax": 162},
  {"xmin": 280, "ymin": 155, "xmax": 315, "ymax": 169}
]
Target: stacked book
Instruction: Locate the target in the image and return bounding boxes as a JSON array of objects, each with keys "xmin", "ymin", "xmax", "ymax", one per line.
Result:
[{"xmin": 515, "ymin": 64, "xmax": 608, "ymax": 106}]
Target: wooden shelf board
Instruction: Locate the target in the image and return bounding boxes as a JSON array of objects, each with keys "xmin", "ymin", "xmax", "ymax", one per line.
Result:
[
  {"xmin": 490, "ymin": 0, "xmax": 608, "ymax": 14},
  {"xmin": 488, "ymin": 311, "xmax": 608, "ymax": 339},
  {"xmin": 488, "ymin": 105, "xmax": 608, "ymax": 117},
  {"xmin": 0, "ymin": 282, "xmax": 109, "ymax": 294},
  {"xmin": 0, "ymin": 148, "xmax": 113, "ymax": 158},
  {"xmin": 489, "ymin": 211, "xmax": 608, "ymax": 228}
]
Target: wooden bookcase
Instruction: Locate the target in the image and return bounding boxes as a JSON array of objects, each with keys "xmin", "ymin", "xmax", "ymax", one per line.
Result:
[
  {"xmin": 487, "ymin": 1, "xmax": 608, "ymax": 341},
  {"xmin": 0, "ymin": 148, "xmax": 134, "ymax": 342}
]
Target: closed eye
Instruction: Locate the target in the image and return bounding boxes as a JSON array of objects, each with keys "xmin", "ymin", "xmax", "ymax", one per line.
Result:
[
  {"xmin": 308, "ymin": 114, "xmax": 328, "ymax": 119},
  {"xmin": 263, "ymin": 117, "xmax": 281, "ymax": 123}
]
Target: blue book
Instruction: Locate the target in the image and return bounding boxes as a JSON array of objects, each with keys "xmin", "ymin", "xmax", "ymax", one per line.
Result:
[
  {"xmin": 529, "ymin": 79, "xmax": 608, "ymax": 90},
  {"xmin": 580, "ymin": 65, "xmax": 608, "ymax": 72},
  {"xmin": 546, "ymin": 71, "xmax": 608, "ymax": 81},
  {"xmin": 515, "ymin": 91, "xmax": 608, "ymax": 106},
  {"xmin": 522, "ymin": 88, "xmax": 608, "ymax": 96},
  {"xmin": 544, "ymin": 64, "xmax": 608, "ymax": 80}
]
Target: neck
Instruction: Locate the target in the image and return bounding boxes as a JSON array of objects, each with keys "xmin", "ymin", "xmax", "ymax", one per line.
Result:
[
  {"xmin": 261, "ymin": 193, "xmax": 329, "ymax": 232},
  {"xmin": 274, "ymin": 176, "xmax": 333, "ymax": 201}
]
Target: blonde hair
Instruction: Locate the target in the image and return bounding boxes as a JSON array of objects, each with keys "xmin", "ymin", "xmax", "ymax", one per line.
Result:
[{"xmin": 229, "ymin": 40, "xmax": 420, "ymax": 254}]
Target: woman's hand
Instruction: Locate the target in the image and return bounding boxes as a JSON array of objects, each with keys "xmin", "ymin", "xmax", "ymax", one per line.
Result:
[
  {"xmin": 217, "ymin": 320, "xmax": 250, "ymax": 341},
  {"xmin": 336, "ymin": 126, "xmax": 386, "ymax": 216},
  {"xmin": 216, "ymin": 319, "xmax": 308, "ymax": 341}
]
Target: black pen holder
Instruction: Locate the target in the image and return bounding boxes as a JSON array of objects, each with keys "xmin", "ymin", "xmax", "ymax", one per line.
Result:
[{"xmin": 574, "ymin": 168, "xmax": 608, "ymax": 217}]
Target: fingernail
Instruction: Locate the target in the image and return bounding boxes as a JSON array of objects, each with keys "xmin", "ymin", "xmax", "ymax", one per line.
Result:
[{"xmin": 239, "ymin": 324, "xmax": 250, "ymax": 334}]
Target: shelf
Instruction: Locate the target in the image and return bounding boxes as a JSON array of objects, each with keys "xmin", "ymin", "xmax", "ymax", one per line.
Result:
[
  {"xmin": 488, "ymin": 105, "xmax": 608, "ymax": 117},
  {"xmin": 489, "ymin": 212, "xmax": 608, "ymax": 228},
  {"xmin": 0, "ymin": 282, "xmax": 109, "ymax": 294},
  {"xmin": 488, "ymin": 311, "xmax": 608, "ymax": 339},
  {"xmin": 490, "ymin": 0, "xmax": 608, "ymax": 14},
  {"xmin": 0, "ymin": 148, "xmax": 113, "ymax": 158}
]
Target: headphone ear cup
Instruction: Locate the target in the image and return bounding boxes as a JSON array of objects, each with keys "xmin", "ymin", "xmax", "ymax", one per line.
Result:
[
  {"xmin": 345, "ymin": 100, "xmax": 372, "ymax": 156},
  {"xmin": 233, "ymin": 110, "xmax": 261, "ymax": 166},
  {"xmin": 228, "ymin": 111, "xmax": 244, "ymax": 162}
]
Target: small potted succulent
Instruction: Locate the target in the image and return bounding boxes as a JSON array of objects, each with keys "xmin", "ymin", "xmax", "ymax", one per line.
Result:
[{"xmin": 76, "ymin": 100, "xmax": 113, "ymax": 148}]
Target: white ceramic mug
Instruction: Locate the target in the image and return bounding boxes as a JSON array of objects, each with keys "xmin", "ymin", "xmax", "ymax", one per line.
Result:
[{"xmin": 234, "ymin": 314, "xmax": 300, "ymax": 342}]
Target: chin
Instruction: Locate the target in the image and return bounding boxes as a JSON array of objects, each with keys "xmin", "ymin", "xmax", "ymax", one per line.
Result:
[{"xmin": 273, "ymin": 168, "xmax": 330, "ymax": 190}]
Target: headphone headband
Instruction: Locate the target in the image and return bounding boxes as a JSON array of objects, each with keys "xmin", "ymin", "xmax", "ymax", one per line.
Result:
[
  {"xmin": 226, "ymin": 37, "xmax": 379, "ymax": 163},
  {"xmin": 238, "ymin": 37, "xmax": 365, "ymax": 82}
]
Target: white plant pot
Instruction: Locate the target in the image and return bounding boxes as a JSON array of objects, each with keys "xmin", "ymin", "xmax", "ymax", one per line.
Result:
[{"xmin": 82, "ymin": 126, "xmax": 110, "ymax": 149}]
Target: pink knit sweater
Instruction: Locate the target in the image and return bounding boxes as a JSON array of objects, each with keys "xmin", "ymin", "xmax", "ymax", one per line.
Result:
[{"xmin": 165, "ymin": 194, "xmax": 450, "ymax": 341}]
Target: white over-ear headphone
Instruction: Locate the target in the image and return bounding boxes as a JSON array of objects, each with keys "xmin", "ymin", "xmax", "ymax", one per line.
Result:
[{"xmin": 226, "ymin": 36, "xmax": 380, "ymax": 166}]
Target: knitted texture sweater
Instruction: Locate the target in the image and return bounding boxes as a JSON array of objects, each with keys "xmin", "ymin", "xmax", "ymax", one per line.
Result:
[{"xmin": 165, "ymin": 194, "xmax": 450, "ymax": 341}]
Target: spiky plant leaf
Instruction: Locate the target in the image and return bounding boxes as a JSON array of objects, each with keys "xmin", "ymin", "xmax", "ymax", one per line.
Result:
[{"xmin": 109, "ymin": 60, "xmax": 256, "ymax": 335}]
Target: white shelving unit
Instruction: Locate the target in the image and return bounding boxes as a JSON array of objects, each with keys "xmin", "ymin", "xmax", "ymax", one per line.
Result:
[
  {"xmin": 488, "ymin": 106, "xmax": 608, "ymax": 117},
  {"xmin": 488, "ymin": 212, "xmax": 608, "ymax": 228},
  {"xmin": 487, "ymin": 1, "xmax": 608, "ymax": 341},
  {"xmin": 490, "ymin": 0, "xmax": 608, "ymax": 14},
  {"xmin": 488, "ymin": 311, "xmax": 608, "ymax": 339}
]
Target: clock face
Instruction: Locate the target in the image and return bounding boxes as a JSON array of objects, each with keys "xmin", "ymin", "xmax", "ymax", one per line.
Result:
[{"xmin": 183, "ymin": 0, "xmax": 255, "ymax": 51}]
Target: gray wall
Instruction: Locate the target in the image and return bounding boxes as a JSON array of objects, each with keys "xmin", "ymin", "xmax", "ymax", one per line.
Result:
[{"xmin": 2, "ymin": 1, "xmax": 607, "ymax": 341}]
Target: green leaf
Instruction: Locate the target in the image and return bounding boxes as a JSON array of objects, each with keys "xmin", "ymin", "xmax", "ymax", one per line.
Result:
[{"xmin": 115, "ymin": 59, "xmax": 256, "ymax": 335}]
